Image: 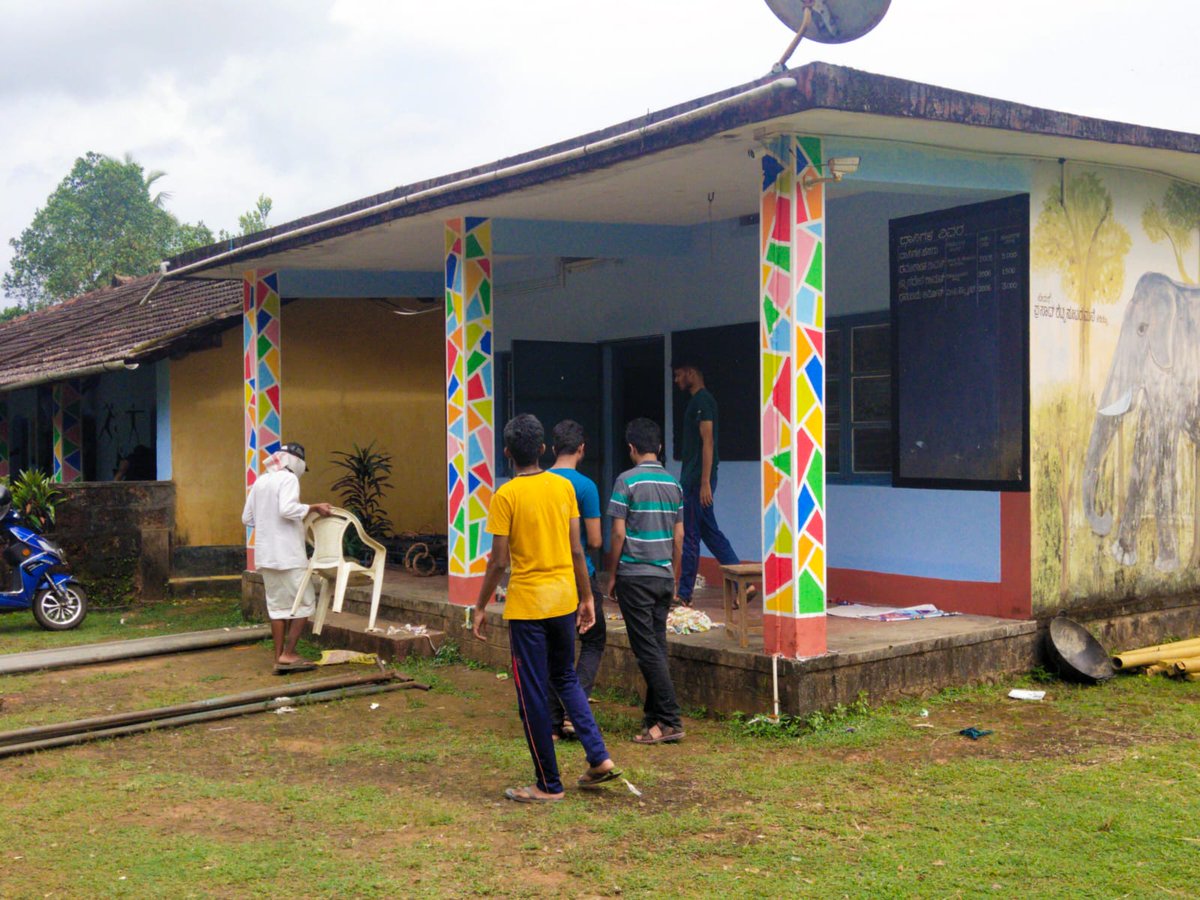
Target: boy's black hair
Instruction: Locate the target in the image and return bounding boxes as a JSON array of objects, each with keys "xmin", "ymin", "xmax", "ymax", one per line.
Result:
[
  {"xmin": 625, "ymin": 417, "xmax": 662, "ymax": 455},
  {"xmin": 670, "ymin": 359, "xmax": 703, "ymax": 375},
  {"xmin": 503, "ymin": 414, "xmax": 545, "ymax": 467},
  {"xmin": 552, "ymin": 419, "xmax": 586, "ymax": 456}
]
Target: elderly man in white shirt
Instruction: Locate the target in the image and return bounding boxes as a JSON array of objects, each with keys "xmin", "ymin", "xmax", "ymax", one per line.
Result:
[{"xmin": 242, "ymin": 442, "xmax": 332, "ymax": 673}]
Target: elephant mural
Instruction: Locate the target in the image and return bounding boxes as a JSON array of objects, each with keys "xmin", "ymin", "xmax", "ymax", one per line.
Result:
[{"xmin": 1083, "ymin": 272, "xmax": 1200, "ymax": 571}]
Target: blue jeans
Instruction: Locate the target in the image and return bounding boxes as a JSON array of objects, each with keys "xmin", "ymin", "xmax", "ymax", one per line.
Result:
[
  {"xmin": 677, "ymin": 477, "xmax": 739, "ymax": 602},
  {"xmin": 508, "ymin": 613, "xmax": 610, "ymax": 794}
]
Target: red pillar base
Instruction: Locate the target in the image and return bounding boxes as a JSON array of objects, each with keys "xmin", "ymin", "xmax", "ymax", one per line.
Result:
[
  {"xmin": 763, "ymin": 613, "xmax": 827, "ymax": 658},
  {"xmin": 448, "ymin": 574, "xmax": 484, "ymax": 606}
]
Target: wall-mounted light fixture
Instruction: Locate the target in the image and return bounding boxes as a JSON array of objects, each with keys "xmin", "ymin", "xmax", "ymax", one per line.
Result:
[{"xmin": 802, "ymin": 156, "xmax": 861, "ymax": 189}]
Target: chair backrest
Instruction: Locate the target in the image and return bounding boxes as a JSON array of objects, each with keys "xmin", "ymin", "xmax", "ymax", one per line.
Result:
[{"xmin": 308, "ymin": 512, "xmax": 353, "ymax": 563}]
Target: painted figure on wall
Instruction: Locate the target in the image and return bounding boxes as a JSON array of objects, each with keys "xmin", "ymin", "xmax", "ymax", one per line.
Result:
[
  {"xmin": 1083, "ymin": 273, "xmax": 1200, "ymax": 571},
  {"xmin": 1032, "ymin": 168, "xmax": 1200, "ymax": 610}
]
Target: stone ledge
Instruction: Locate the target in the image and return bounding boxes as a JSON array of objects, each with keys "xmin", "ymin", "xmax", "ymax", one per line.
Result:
[{"xmin": 242, "ymin": 571, "xmax": 1045, "ymax": 716}]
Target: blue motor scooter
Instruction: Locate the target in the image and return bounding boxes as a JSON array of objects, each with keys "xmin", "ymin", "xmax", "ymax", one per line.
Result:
[{"xmin": 0, "ymin": 490, "xmax": 87, "ymax": 630}]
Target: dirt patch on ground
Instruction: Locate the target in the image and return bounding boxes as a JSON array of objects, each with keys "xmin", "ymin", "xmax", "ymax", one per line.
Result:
[{"xmin": 1, "ymin": 641, "xmax": 1194, "ymax": 881}]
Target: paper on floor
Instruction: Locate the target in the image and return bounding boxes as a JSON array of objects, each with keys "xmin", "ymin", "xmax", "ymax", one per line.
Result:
[{"xmin": 828, "ymin": 602, "xmax": 958, "ymax": 621}]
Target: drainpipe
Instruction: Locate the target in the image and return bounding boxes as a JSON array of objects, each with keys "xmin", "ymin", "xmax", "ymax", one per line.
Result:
[
  {"xmin": 160, "ymin": 77, "xmax": 800, "ymax": 279},
  {"xmin": 0, "ymin": 360, "xmax": 140, "ymax": 394}
]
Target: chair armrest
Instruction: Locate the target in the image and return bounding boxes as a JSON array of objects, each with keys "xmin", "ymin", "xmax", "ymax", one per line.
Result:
[{"xmin": 334, "ymin": 507, "xmax": 388, "ymax": 560}]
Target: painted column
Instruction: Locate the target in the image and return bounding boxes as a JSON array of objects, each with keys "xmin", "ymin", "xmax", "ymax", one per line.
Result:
[
  {"xmin": 445, "ymin": 217, "xmax": 495, "ymax": 604},
  {"xmin": 0, "ymin": 394, "xmax": 8, "ymax": 480},
  {"xmin": 52, "ymin": 380, "xmax": 84, "ymax": 484},
  {"xmin": 243, "ymin": 270, "xmax": 283, "ymax": 569},
  {"xmin": 760, "ymin": 135, "xmax": 827, "ymax": 657}
]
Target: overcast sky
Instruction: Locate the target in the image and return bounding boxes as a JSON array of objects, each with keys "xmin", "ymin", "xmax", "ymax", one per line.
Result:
[{"xmin": 2, "ymin": 0, "xmax": 1197, "ymax": 306}]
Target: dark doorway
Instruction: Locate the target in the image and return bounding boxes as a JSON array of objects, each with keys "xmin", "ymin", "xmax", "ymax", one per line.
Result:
[
  {"xmin": 607, "ymin": 336, "xmax": 666, "ymax": 485},
  {"xmin": 510, "ymin": 339, "xmax": 603, "ymax": 485}
]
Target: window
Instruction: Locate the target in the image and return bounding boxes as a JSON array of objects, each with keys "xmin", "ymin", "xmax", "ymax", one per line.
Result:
[{"xmin": 826, "ymin": 313, "xmax": 891, "ymax": 483}]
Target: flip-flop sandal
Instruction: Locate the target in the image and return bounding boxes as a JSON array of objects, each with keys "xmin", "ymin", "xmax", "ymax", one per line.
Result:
[
  {"xmin": 504, "ymin": 787, "xmax": 564, "ymax": 804},
  {"xmin": 632, "ymin": 725, "xmax": 685, "ymax": 744},
  {"xmin": 561, "ymin": 719, "xmax": 576, "ymax": 738},
  {"xmin": 273, "ymin": 662, "xmax": 317, "ymax": 675},
  {"xmin": 577, "ymin": 768, "xmax": 622, "ymax": 788}
]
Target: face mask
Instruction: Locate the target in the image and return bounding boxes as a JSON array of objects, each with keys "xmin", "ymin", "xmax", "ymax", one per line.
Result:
[{"xmin": 286, "ymin": 455, "xmax": 307, "ymax": 478}]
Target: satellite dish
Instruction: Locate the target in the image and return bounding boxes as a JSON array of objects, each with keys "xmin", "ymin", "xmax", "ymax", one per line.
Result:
[{"xmin": 765, "ymin": 0, "xmax": 891, "ymax": 69}]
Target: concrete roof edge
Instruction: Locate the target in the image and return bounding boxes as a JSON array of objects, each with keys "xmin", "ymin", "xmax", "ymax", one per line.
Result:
[{"xmin": 164, "ymin": 61, "xmax": 1200, "ymax": 275}]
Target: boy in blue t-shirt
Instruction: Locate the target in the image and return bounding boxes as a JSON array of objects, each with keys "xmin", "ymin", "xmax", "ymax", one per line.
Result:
[{"xmin": 547, "ymin": 419, "xmax": 605, "ymax": 740}]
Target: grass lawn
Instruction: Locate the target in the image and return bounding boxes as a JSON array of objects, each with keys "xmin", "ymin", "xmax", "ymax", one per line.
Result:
[
  {"xmin": 1, "ymin": 597, "xmax": 1199, "ymax": 898},
  {"xmin": 0, "ymin": 595, "xmax": 246, "ymax": 655}
]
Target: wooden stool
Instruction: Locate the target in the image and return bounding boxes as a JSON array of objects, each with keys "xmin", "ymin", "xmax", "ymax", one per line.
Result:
[{"xmin": 721, "ymin": 563, "xmax": 763, "ymax": 648}]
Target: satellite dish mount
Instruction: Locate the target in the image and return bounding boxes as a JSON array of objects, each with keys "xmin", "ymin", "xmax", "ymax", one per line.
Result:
[{"xmin": 765, "ymin": 0, "xmax": 892, "ymax": 72}]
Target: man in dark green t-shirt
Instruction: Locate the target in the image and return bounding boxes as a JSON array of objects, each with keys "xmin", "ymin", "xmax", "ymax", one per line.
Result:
[{"xmin": 672, "ymin": 359, "xmax": 739, "ymax": 605}]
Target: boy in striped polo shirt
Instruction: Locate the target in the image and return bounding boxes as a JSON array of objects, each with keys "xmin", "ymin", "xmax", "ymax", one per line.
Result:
[{"xmin": 602, "ymin": 418, "xmax": 686, "ymax": 744}]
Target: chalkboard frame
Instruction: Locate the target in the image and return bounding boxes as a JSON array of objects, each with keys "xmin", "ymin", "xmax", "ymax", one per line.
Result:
[{"xmin": 889, "ymin": 194, "xmax": 1030, "ymax": 492}]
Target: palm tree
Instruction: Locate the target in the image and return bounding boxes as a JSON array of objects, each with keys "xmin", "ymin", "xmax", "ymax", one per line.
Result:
[{"xmin": 114, "ymin": 152, "xmax": 171, "ymax": 207}]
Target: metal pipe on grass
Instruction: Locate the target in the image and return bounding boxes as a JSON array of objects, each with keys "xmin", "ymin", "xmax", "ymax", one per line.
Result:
[
  {"xmin": 0, "ymin": 626, "xmax": 272, "ymax": 676},
  {"xmin": 0, "ymin": 681, "xmax": 428, "ymax": 759},
  {"xmin": 0, "ymin": 671, "xmax": 401, "ymax": 746}
]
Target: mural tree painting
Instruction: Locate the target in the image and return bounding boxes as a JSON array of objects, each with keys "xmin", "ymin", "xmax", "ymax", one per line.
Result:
[
  {"xmin": 1144, "ymin": 182, "xmax": 1200, "ymax": 564},
  {"xmin": 1032, "ymin": 172, "xmax": 1131, "ymax": 601},
  {"xmin": 1143, "ymin": 181, "xmax": 1200, "ymax": 285},
  {"xmin": 1032, "ymin": 172, "xmax": 1132, "ymax": 387}
]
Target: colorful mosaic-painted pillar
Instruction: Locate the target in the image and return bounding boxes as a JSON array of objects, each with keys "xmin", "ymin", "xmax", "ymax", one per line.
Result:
[
  {"xmin": 445, "ymin": 218, "xmax": 495, "ymax": 604},
  {"xmin": 242, "ymin": 270, "xmax": 283, "ymax": 569},
  {"xmin": 52, "ymin": 380, "xmax": 84, "ymax": 484},
  {"xmin": 0, "ymin": 394, "xmax": 8, "ymax": 481},
  {"xmin": 760, "ymin": 135, "xmax": 827, "ymax": 657}
]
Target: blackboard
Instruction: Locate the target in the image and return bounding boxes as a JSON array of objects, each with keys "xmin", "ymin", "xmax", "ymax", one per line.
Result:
[
  {"xmin": 889, "ymin": 194, "xmax": 1029, "ymax": 489},
  {"xmin": 670, "ymin": 322, "xmax": 758, "ymax": 462}
]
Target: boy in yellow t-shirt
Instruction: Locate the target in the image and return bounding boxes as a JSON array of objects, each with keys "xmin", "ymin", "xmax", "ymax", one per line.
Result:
[{"xmin": 473, "ymin": 414, "xmax": 618, "ymax": 803}]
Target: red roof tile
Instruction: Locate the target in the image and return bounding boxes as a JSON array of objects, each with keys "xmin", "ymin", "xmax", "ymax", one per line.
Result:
[{"xmin": 0, "ymin": 276, "xmax": 241, "ymax": 390}]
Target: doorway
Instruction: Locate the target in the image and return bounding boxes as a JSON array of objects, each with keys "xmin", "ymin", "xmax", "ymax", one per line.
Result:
[{"xmin": 604, "ymin": 336, "xmax": 665, "ymax": 493}]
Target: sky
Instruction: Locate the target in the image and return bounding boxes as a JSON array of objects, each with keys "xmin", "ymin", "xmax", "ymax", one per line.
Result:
[{"xmin": 2, "ymin": 0, "xmax": 1197, "ymax": 307}]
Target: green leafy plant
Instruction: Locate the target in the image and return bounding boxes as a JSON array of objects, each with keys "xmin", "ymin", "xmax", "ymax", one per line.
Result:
[
  {"xmin": 6, "ymin": 469, "xmax": 64, "ymax": 532},
  {"xmin": 330, "ymin": 442, "xmax": 394, "ymax": 556},
  {"xmin": 726, "ymin": 691, "xmax": 873, "ymax": 740}
]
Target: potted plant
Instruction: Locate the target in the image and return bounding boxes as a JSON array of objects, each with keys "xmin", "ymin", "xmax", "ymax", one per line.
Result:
[{"xmin": 330, "ymin": 442, "xmax": 394, "ymax": 558}]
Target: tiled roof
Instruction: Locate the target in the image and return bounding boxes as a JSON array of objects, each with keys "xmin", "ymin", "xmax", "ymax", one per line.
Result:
[{"xmin": 0, "ymin": 276, "xmax": 241, "ymax": 391}]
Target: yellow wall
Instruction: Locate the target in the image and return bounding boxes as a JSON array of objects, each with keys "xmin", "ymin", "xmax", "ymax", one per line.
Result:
[{"xmin": 171, "ymin": 298, "xmax": 446, "ymax": 547}]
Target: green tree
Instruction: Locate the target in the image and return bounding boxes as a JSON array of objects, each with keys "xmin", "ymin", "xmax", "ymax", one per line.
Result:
[
  {"xmin": 2, "ymin": 153, "xmax": 214, "ymax": 309},
  {"xmin": 1143, "ymin": 181, "xmax": 1200, "ymax": 284},
  {"xmin": 238, "ymin": 194, "xmax": 272, "ymax": 236},
  {"xmin": 218, "ymin": 194, "xmax": 273, "ymax": 242},
  {"xmin": 1032, "ymin": 172, "xmax": 1131, "ymax": 386}
]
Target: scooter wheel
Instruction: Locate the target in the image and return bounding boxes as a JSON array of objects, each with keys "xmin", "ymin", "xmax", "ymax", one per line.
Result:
[{"xmin": 33, "ymin": 584, "xmax": 88, "ymax": 631}]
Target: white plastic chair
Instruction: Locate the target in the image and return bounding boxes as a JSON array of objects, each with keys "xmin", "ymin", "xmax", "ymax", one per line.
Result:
[{"xmin": 290, "ymin": 506, "xmax": 387, "ymax": 634}]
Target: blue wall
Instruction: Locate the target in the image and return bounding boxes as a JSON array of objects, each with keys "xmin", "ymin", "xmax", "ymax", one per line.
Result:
[
  {"xmin": 156, "ymin": 360, "xmax": 172, "ymax": 480},
  {"xmin": 493, "ymin": 182, "xmax": 1013, "ymax": 581}
]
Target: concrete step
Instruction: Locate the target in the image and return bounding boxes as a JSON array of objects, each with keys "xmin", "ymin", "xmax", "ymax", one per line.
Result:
[
  {"xmin": 168, "ymin": 575, "xmax": 243, "ymax": 598},
  {"xmin": 306, "ymin": 609, "xmax": 445, "ymax": 662}
]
